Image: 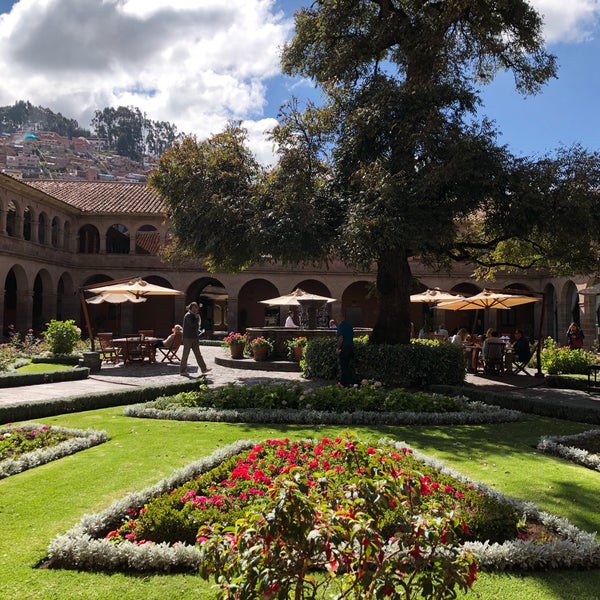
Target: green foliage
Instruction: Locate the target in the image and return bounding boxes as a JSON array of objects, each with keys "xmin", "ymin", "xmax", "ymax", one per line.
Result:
[
  {"xmin": 302, "ymin": 337, "xmax": 466, "ymax": 387},
  {"xmin": 196, "ymin": 437, "xmax": 479, "ymax": 599},
  {"xmin": 42, "ymin": 320, "xmax": 81, "ymax": 355},
  {"xmin": 540, "ymin": 337, "xmax": 594, "ymax": 374},
  {"xmin": 151, "ymin": 381, "xmax": 467, "ymax": 415}
]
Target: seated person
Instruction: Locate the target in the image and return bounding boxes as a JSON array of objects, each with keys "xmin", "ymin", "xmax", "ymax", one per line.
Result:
[
  {"xmin": 451, "ymin": 328, "xmax": 469, "ymax": 346},
  {"xmin": 512, "ymin": 328, "xmax": 532, "ymax": 363},
  {"xmin": 154, "ymin": 324, "xmax": 183, "ymax": 348},
  {"xmin": 482, "ymin": 330, "xmax": 502, "ymax": 356},
  {"xmin": 436, "ymin": 324, "xmax": 449, "ymax": 338}
]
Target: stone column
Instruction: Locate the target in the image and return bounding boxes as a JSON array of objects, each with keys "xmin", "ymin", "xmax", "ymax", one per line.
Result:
[{"xmin": 226, "ymin": 297, "xmax": 238, "ymax": 332}]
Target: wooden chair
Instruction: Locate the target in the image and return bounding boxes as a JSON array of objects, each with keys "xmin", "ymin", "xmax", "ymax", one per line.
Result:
[
  {"xmin": 513, "ymin": 342, "xmax": 535, "ymax": 376},
  {"xmin": 125, "ymin": 336, "xmax": 146, "ymax": 363},
  {"xmin": 157, "ymin": 330, "xmax": 183, "ymax": 363},
  {"xmin": 97, "ymin": 332, "xmax": 122, "ymax": 363},
  {"xmin": 482, "ymin": 341, "xmax": 505, "ymax": 375}
]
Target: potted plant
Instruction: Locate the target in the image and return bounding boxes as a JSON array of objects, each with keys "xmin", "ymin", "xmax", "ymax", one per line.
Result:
[
  {"xmin": 287, "ymin": 336, "xmax": 307, "ymax": 362},
  {"xmin": 249, "ymin": 336, "xmax": 273, "ymax": 361},
  {"xmin": 221, "ymin": 332, "xmax": 247, "ymax": 359}
]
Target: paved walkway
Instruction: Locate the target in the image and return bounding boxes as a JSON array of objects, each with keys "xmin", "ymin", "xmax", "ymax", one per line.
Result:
[{"xmin": 1, "ymin": 345, "xmax": 600, "ymax": 415}]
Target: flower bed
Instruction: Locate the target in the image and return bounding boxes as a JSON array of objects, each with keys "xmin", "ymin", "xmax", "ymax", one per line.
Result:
[
  {"xmin": 124, "ymin": 382, "xmax": 521, "ymax": 425},
  {"xmin": 45, "ymin": 437, "xmax": 600, "ymax": 580},
  {"xmin": 0, "ymin": 423, "xmax": 108, "ymax": 479},
  {"xmin": 537, "ymin": 429, "xmax": 600, "ymax": 473}
]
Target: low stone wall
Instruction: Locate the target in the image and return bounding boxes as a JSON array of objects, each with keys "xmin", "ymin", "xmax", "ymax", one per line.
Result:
[{"xmin": 245, "ymin": 327, "xmax": 372, "ymax": 360}]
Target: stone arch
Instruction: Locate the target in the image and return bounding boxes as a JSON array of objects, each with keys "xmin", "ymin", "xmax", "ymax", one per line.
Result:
[
  {"xmin": 340, "ymin": 281, "xmax": 377, "ymax": 328},
  {"xmin": 32, "ymin": 269, "xmax": 53, "ymax": 332},
  {"xmin": 563, "ymin": 281, "xmax": 581, "ymax": 327},
  {"xmin": 80, "ymin": 274, "xmax": 116, "ymax": 337},
  {"xmin": 3, "ymin": 264, "xmax": 28, "ymax": 337},
  {"xmin": 63, "ymin": 220, "xmax": 72, "ymax": 251},
  {"xmin": 78, "ymin": 224, "xmax": 100, "ymax": 253},
  {"xmin": 135, "ymin": 224, "xmax": 159, "ymax": 255},
  {"xmin": 51, "ymin": 216, "xmax": 60, "ymax": 247},
  {"xmin": 237, "ymin": 279, "xmax": 280, "ymax": 331},
  {"xmin": 38, "ymin": 211, "xmax": 48, "ymax": 245},
  {"xmin": 23, "ymin": 205, "xmax": 33, "ymax": 240},
  {"xmin": 498, "ymin": 282, "xmax": 537, "ymax": 339},
  {"xmin": 57, "ymin": 271, "xmax": 76, "ymax": 322},
  {"xmin": 106, "ymin": 223, "xmax": 130, "ymax": 254},
  {"xmin": 6, "ymin": 200, "xmax": 18, "ymax": 237}
]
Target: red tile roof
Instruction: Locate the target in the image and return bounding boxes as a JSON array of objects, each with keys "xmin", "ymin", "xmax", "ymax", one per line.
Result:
[{"xmin": 23, "ymin": 179, "xmax": 164, "ymax": 215}]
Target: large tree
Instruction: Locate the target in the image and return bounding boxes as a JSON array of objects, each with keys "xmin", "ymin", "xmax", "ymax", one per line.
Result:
[{"xmin": 150, "ymin": 1, "xmax": 600, "ymax": 344}]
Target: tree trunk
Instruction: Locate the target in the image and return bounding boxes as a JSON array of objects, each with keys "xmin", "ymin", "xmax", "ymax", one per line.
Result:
[{"xmin": 371, "ymin": 251, "xmax": 413, "ymax": 345}]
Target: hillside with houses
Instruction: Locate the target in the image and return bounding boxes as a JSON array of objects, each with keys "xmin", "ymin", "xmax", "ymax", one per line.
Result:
[{"xmin": 0, "ymin": 101, "xmax": 180, "ymax": 182}]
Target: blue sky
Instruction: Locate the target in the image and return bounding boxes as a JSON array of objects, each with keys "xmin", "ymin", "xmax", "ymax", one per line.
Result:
[{"xmin": 0, "ymin": 0, "xmax": 598, "ymax": 163}]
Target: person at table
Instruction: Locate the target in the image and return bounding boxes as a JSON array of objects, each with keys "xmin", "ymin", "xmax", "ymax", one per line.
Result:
[
  {"xmin": 482, "ymin": 330, "xmax": 502, "ymax": 355},
  {"xmin": 285, "ymin": 310, "xmax": 299, "ymax": 328},
  {"xmin": 336, "ymin": 316, "xmax": 354, "ymax": 387},
  {"xmin": 436, "ymin": 324, "xmax": 449, "ymax": 339},
  {"xmin": 512, "ymin": 328, "xmax": 532, "ymax": 363},
  {"xmin": 451, "ymin": 328, "xmax": 469, "ymax": 346},
  {"xmin": 180, "ymin": 302, "xmax": 211, "ymax": 376},
  {"xmin": 154, "ymin": 324, "xmax": 182, "ymax": 349},
  {"xmin": 566, "ymin": 322, "xmax": 585, "ymax": 349}
]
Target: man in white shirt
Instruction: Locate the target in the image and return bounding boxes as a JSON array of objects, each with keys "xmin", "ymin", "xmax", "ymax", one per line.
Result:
[{"xmin": 284, "ymin": 310, "xmax": 299, "ymax": 328}]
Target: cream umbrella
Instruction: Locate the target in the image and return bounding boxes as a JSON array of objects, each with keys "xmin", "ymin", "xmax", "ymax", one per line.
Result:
[
  {"xmin": 259, "ymin": 288, "xmax": 336, "ymax": 306},
  {"xmin": 81, "ymin": 277, "xmax": 184, "ymax": 350},
  {"xmin": 89, "ymin": 277, "xmax": 184, "ymax": 299},
  {"xmin": 410, "ymin": 288, "xmax": 465, "ymax": 304},
  {"xmin": 436, "ymin": 289, "xmax": 539, "ymax": 310},
  {"xmin": 86, "ymin": 293, "xmax": 147, "ymax": 304}
]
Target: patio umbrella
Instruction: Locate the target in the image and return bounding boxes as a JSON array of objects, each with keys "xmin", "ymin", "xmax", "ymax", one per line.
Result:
[
  {"xmin": 81, "ymin": 277, "xmax": 184, "ymax": 350},
  {"xmin": 259, "ymin": 288, "xmax": 336, "ymax": 306},
  {"xmin": 86, "ymin": 293, "xmax": 147, "ymax": 304},
  {"xmin": 410, "ymin": 288, "xmax": 465, "ymax": 304},
  {"xmin": 436, "ymin": 289, "xmax": 539, "ymax": 311},
  {"xmin": 89, "ymin": 277, "xmax": 184, "ymax": 299}
]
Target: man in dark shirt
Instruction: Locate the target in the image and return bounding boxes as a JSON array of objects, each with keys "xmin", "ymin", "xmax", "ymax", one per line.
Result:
[
  {"xmin": 512, "ymin": 329, "xmax": 532, "ymax": 363},
  {"xmin": 336, "ymin": 317, "xmax": 354, "ymax": 386}
]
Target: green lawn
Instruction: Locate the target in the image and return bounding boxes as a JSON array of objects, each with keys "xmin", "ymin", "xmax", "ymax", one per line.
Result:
[{"xmin": 1, "ymin": 407, "xmax": 599, "ymax": 599}]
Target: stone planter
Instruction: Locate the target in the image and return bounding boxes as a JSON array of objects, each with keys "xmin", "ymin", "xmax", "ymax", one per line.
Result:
[
  {"xmin": 78, "ymin": 351, "xmax": 102, "ymax": 373},
  {"xmin": 230, "ymin": 344, "xmax": 244, "ymax": 359}
]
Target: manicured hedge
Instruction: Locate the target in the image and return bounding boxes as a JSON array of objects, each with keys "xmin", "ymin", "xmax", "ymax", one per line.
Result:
[
  {"xmin": 0, "ymin": 379, "xmax": 202, "ymax": 423},
  {"xmin": 0, "ymin": 366, "xmax": 89, "ymax": 389},
  {"xmin": 303, "ymin": 337, "xmax": 466, "ymax": 387}
]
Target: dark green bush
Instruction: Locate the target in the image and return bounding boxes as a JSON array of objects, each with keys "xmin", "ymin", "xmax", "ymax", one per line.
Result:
[{"xmin": 302, "ymin": 337, "xmax": 466, "ymax": 387}]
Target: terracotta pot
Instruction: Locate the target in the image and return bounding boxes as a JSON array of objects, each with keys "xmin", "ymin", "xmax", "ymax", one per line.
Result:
[
  {"xmin": 230, "ymin": 344, "xmax": 244, "ymax": 359},
  {"xmin": 253, "ymin": 345, "xmax": 268, "ymax": 361},
  {"xmin": 292, "ymin": 345, "xmax": 303, "ymax": 362}
]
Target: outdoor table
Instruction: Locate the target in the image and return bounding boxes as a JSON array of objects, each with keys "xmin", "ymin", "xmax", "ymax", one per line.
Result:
[
  {"xmin": 463, "ymin": 345, "xmax": 482, "ymax": 373},
  {"xmin": 113, "ymin": 336, "xmax": 162, "ymax": 364}
]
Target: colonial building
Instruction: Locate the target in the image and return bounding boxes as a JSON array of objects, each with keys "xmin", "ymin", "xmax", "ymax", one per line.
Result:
[{"xmin": 0, "ymin": 172, "xmax": 597, "ymax": 346}]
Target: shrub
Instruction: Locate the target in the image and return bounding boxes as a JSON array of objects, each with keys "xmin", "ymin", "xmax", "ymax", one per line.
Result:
[
  {"xmin": 540, "ymin": 337, "xmax": 594, "ymax": 374},
  {"xmin": 302, "ymin": 337, "xmax": 466, "ymax": 387},
  {"xmin": 43, "ymin": 320, "xmax": 81, "ymax": 355}
]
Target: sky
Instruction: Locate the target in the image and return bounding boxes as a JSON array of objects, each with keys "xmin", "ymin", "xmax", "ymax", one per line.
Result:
[{"xmin": 0, "ymin": 0, "xmax": 599, "ymax": 165}]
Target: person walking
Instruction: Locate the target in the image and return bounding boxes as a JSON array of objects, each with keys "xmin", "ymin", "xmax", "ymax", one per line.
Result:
[
  {"xmin": 180, "ymin": 302, "xmax": 211, "ymax": 376},
  {"xmin": 336, "ymin": 316, "xmax": 354, "ymax": 387}
]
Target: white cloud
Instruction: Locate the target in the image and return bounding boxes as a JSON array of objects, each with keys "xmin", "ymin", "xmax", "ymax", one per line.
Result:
[
  {"xmin": 531, "ymin": 0, "xmax": 600, "ymax": 43},
  {"xmin": 0, "ymin": 0, "xmax": 291, "ymax": 160}
]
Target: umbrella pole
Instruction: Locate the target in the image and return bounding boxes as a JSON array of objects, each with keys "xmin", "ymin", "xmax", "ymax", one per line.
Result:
[
  {"xmin": 535, "ymin": 293, "xmax": 546, "ymax": 377},
  {"xmin": 79, "ymin": 289, "xmax": 95, "ymax": 351}
]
